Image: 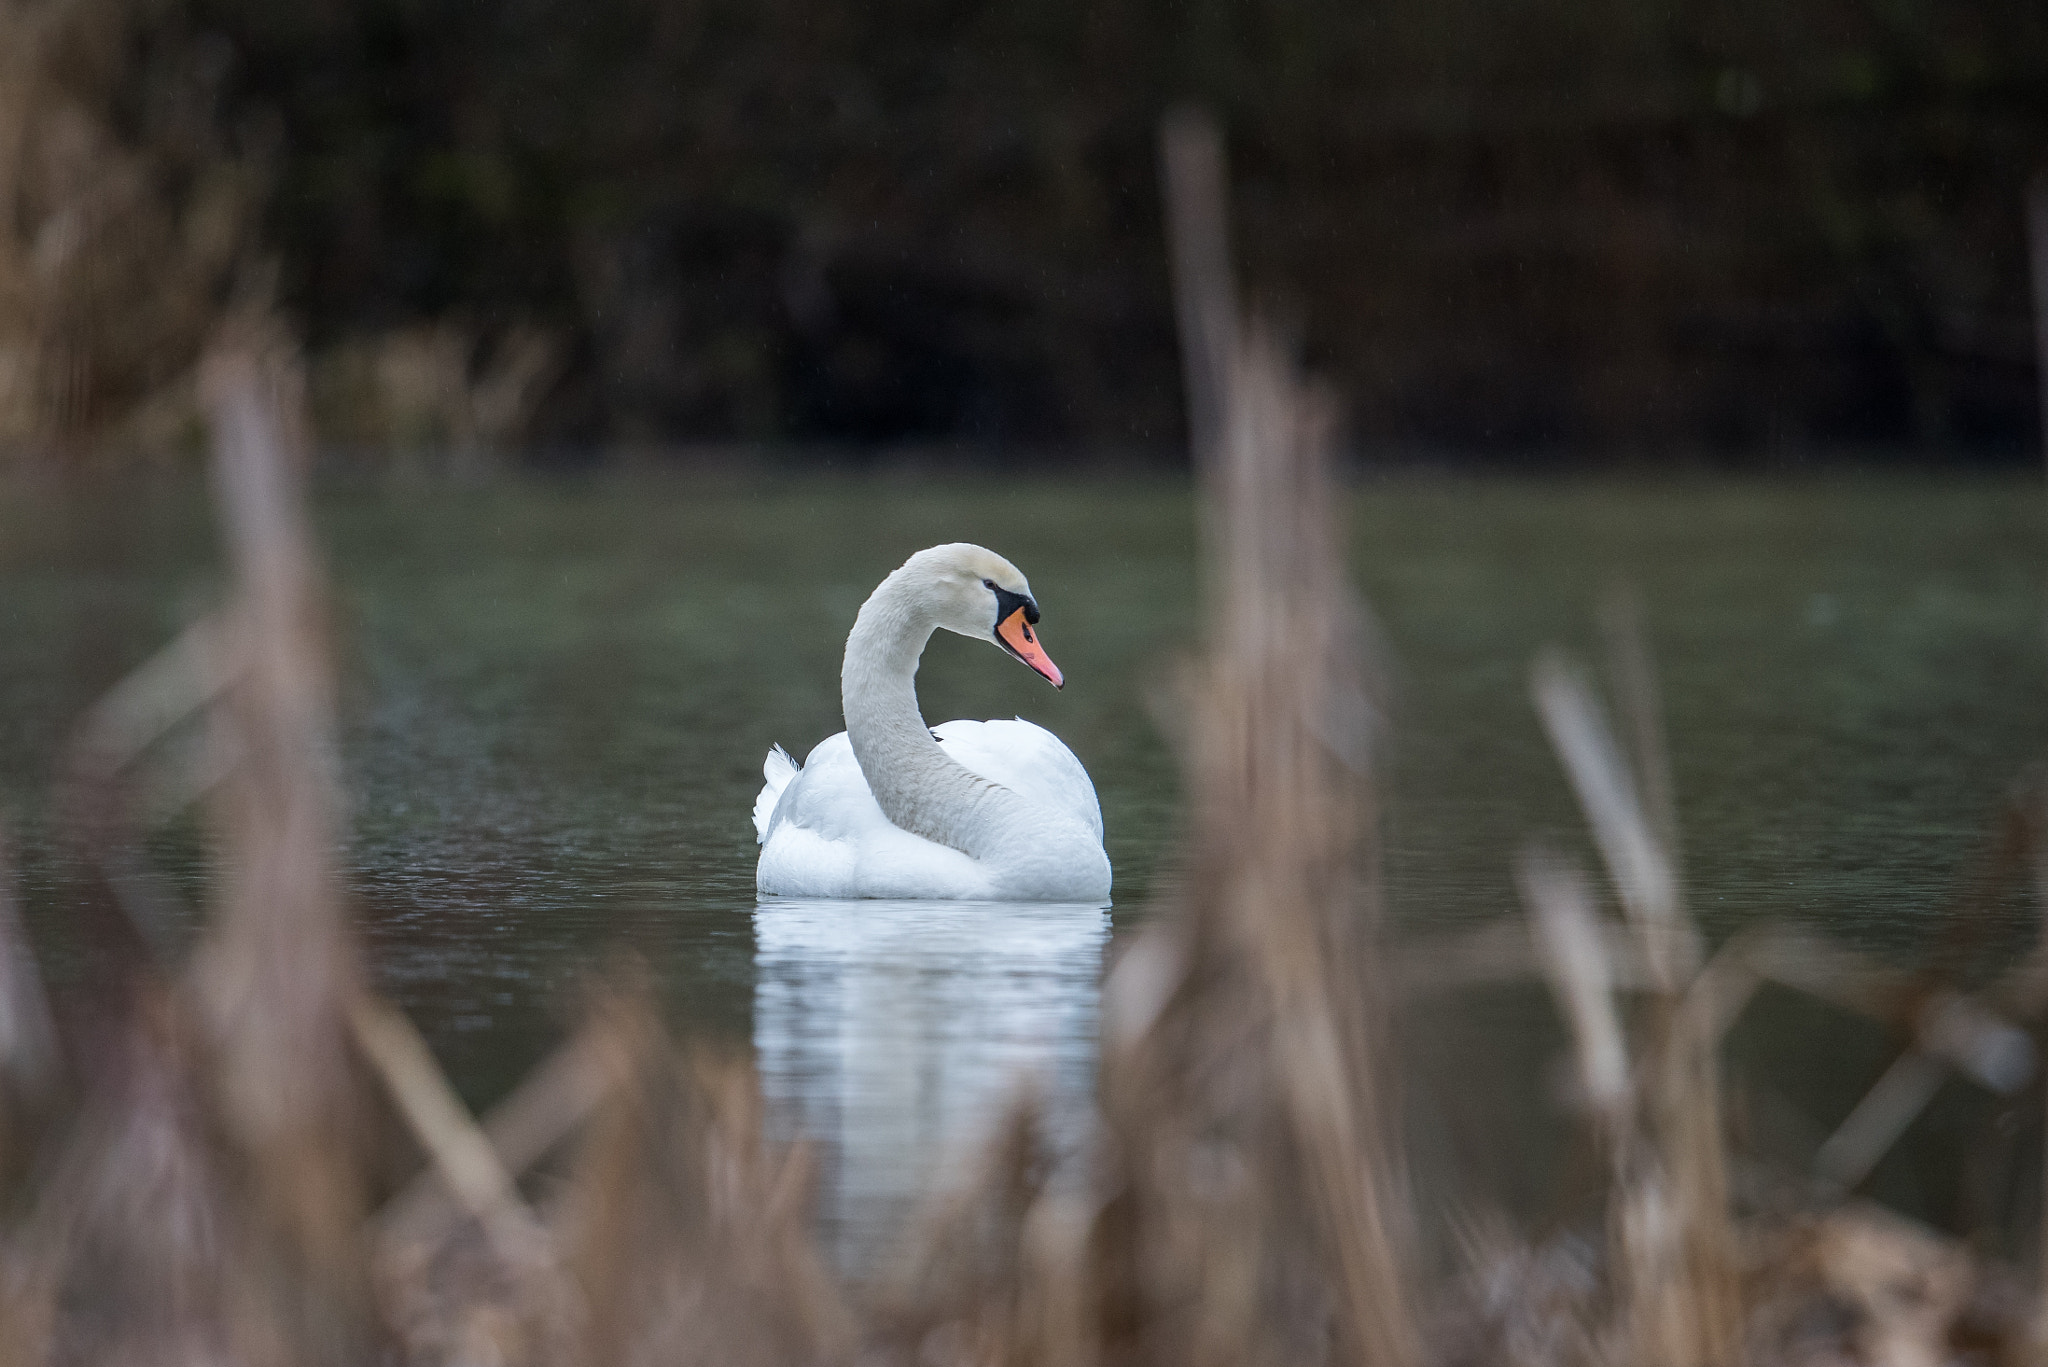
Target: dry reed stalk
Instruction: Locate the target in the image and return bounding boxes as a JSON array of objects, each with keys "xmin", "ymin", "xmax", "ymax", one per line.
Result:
[
  {"xmin": 1597, "ymin": 587, "xmax": 1679, "ymax": 873},
  {"xmin": 369, "ymin": 970, "xmax": 853, "ymax": 1367},
  {"xmin": 8, "ymin": 310, "xmax": 846, "ymax": 1367},
  {"xmin": 189, "ymin": 338, "xmax": 376, "ymax": 1359},
  {"xmin": 1712, "ymin": 776, "xmax": 2044, "ymax": 1204},
  {"xmin": 195, "ymin": 338, "xmax": 587, "ymax": 1365},
  {"xmin": 888, "ymin": 103, "xmax": 1418, "ymax": 1367},
  {"xmin": 1518, "ymin": 848, "xmax": 1630, "ymax": 1141},
  {"xmin": 368, "ymin": 1043, "xmax": 586, "ymax": 1367},
  {"xmin": 348, "ymin": 994, "xmax": 552, "ymax": 1270},
  {"xmin": 1063, "ymin": 105, "xmax": 1416, "ymax": 1367},
  {"xmin": 1743, "ymin": 1204, "xmax": 1995, "ymax": 1367},
  {"xmin": 58, "ymin": 612, "xmax": 241, "ymax": 964},
  {"xmin": 553, "ymin": 982, "xmax": 851, "ymax": 1367},
  {"xmin": 0, "ymin": 327, "xmax": 381, "ymax": 1365},
  {"xmin": 23, "ymin": 980, "xmax": 314, "ymax": 1367},
  {"xmin": 1528, "ymin": 644, "xmax": 1744, "ymax": 1367},
  {"xmin": 1400, "ymin": 916, "xmax": 1663, "ymax": 998},
  {"xmin": 377, "ymin": 1021, "xmax": 616, "ymax": 1245},
  {"xmin": 1531, "ymin": 652, "xmax": 1694, "ymax": 989},
  {"xmin": 867, "ymin": 1086, "xmax": 1097, "ymax": 1367},
  {"xmin": 1204, "ymin": 329, "xmax": 1413, "ymax": 1367}
]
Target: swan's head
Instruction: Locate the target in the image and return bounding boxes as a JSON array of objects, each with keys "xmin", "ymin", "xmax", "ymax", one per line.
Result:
[{"xmin": 902, "ymin": 543, "xmax": 1064, "ymax": 689}]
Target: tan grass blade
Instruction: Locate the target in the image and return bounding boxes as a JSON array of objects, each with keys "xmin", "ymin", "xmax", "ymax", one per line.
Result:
[
  {"xmin": 348, "ymin": 995, "xmax": 552, "ymax": 1263},
  {"xmin": 71, "ymin": 615, "xmax": 237, "ymax": 776},
  {"xmin": 1531, "ymin": 637, "xmax": 1742, "ymax": 1366},
  {"xmin": 1813, "ymin": 1050, "xmax": 1948, "ymax": 1195},
  {"xmin": 1737, "ymin": 926, "xmax": 1912, "ymax": 1021},
  {"xmin": 558, "ymin": 987, "xmax": 853, "ymax": 1367},
  {"xmin": 1531, "ymin": 649, "xmax": 1696, "ymax": 988},
  {"xmin": 1089, "ymin": 105, "xmax": 1421, "ymax": 1367},
  {"xmin": 1400, "ymin": 916, "xmax": 1661, "ymax": 997},
  {"xmin": 190, "ymin": 338, "xmax": 374, "ymax": 1358},
  {"xmin": 378, "ymin": 1021, "xmax": 615, "ymax": 1242},
  {"xmin": 1599, "ymin": 585, "xmax": 1680, "ymax": 871},
  {"xmin": 1517, "ymin": 846, "xmax": 1630, "ymax": 1130}
]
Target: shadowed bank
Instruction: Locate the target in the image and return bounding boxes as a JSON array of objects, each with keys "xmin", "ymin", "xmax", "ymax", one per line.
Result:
[{"xmin": 5, "ymin": 0, "xmax": 2048, "ymax": 460}]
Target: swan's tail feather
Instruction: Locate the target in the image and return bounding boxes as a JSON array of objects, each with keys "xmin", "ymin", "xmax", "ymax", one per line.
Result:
[{"xmin": 753, "ymin": 743, "xmax": 801, "ymax": 842}]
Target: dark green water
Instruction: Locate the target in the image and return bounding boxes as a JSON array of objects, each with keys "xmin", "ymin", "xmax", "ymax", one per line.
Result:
[{"xmin": 3, "ymin": 471, "xmax": 2044, "ymax": 1241}]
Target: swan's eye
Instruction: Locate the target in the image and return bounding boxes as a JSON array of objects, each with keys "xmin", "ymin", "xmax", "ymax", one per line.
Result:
[{"xmin": 982, "ymin": 578, "xmax": 996, "ymax": 590}]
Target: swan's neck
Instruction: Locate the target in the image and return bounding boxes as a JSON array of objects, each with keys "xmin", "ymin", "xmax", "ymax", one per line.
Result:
[{"xmin": 842, "ymin": 571, "xmax": 1020, "ymax": 858}]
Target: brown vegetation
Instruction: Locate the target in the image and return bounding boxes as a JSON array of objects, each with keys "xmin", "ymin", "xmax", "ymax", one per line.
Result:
[
  {"xmin": 0, "ymin": 0, "xmax": 562, "ymax": 462},
  {"xmin": 0, "ymin": 0, "xmax": 263, "ymax": 455},
  {"xmin": 12, "ymin": 0, "xmax": 2048, "ymax": 454},
  {"xmin": 3, "ymin": 109, "xmax": 2047, "ymax": 1367}
]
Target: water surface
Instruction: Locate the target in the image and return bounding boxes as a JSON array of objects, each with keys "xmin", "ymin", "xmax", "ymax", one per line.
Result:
[{"xmin": 2, "ymin": 470, "xmax": 2042, "ymax": 1241}]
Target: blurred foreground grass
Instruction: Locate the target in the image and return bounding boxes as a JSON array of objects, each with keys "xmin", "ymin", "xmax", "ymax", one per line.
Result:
[{"xmin": 0, "ymin": 146, "xmax": 2045, "ymax": 1366}]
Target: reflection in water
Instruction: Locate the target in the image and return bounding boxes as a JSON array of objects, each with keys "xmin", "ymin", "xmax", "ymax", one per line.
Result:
[{"xmin": 752, "ymin": 898, "xmax": 1110, "ymax": 1267}]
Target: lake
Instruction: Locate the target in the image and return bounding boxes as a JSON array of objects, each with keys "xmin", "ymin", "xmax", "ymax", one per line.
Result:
[{"xmin": 2, "ymin": 469, "xmax": 2043, "ymax": 1252}]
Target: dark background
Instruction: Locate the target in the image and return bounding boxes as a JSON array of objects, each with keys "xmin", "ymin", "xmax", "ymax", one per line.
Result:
[{"xmin": 110, "ymin": 0, "xmax": 2048, "ymax": 459}]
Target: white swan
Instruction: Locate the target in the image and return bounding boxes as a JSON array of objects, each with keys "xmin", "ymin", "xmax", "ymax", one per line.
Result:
[{"xmin": 753, "ymin": 543, "xmax": 1113, "ymax": 901}]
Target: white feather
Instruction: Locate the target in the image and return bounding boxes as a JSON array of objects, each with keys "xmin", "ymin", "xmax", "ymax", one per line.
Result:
[
  {"xmin": 753, "ymin": 743, "xmax": 801, "ymax": 842},
  {"xmin": 751, "ymin": 543, "xmax": 1113, "ymax": 902}
]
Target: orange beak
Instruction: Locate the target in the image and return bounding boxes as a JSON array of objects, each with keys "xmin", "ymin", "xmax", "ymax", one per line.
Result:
[{"xmin": 997, "ymin": 607, "xmax": 1064, "ymax": 689}]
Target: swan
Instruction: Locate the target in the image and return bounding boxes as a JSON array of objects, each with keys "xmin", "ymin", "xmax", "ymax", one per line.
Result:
[{"xmin": 753, "ymin": 543, "xmax": 1113, "ymax": 901}]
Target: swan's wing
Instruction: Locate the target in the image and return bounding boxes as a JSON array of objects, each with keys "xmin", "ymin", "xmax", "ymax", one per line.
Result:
[
  {"xmin": 753, "ymin": 743, "xmax": 802, "ymax": 842},
  {"xmin": 760, "ymin": 733, "xmax": 883, "ymax": 843},
  {"xmin": 932, "ymin": 718, "xmax": 1104, "ymax": 841},
  {"xmin": 758, "ymin": 731, "xmax": 992, "ymax": 898}
]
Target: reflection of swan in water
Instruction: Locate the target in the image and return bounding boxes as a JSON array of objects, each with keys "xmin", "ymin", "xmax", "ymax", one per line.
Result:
[{"xmin": 752, "ymin": 898, "xmax": 1110, "ymax": 1265}]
